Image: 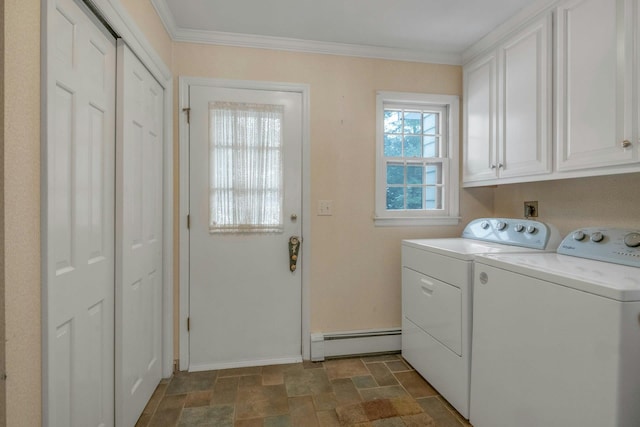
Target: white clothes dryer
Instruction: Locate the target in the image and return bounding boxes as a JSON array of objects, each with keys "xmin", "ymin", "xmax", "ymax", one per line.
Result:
[
  {"xmin": 401, "ymin": 218, "xmax": 561, "ymax": 418},
  {"xmin": 471, "ymin": 227, "xmax": 640, "ymax": 427}
]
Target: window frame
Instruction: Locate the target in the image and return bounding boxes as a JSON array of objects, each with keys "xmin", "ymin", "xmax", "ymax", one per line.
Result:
[{"xmin": 374, "ymin": 91, "xmax": 460, "ymax": 226}]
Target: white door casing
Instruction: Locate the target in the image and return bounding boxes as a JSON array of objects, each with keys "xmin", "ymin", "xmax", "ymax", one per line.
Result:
[
  {"xmin": 44, "ymin": 0, "xmax": 116, "ymax": 424},
  {"xmin": 188, "ymin": 85, "xmax": 303, "ymax": 371},
  {"xmin": 115, "ymin": 42, "xmax": 164, "ymax": 426}
]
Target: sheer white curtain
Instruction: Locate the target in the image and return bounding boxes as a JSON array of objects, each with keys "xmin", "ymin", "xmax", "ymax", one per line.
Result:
[{"xmin": 209, "ymin": 101, "xmax": 284, "ymax": 233}]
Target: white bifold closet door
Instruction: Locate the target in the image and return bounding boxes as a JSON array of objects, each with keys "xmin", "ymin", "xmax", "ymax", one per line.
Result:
[
  {"xmin": 115, "ymin": 41, "xmax": 164, "ymax": 427},
  {"xmin": 46, "ymin": 0, "xmax": 116, "ymax": 425},
  {"xmin": 46, "ymin": 1, "xmax": 164, "ymax": 425}
]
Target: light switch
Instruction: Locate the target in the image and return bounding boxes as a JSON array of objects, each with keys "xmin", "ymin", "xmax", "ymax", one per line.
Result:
[{"xmin": 318, "ymin": 200, "xmax": 333, "ymax": 216}]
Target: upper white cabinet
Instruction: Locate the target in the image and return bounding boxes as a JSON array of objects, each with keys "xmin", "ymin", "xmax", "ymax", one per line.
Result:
[
  {"xmin": 463, "ymin": 14, "xmax": 552, "ymax": 184},
  {"xmin": 463, "ymin": 52, "xmax": 497, "ymax": 182},
  {"xmin": 499, "ymin": 15, "xmax": 553, "ymax": 179},
  {"xmin": 556, "ymin": 0, "xmax": 637, "ymax": 171},
  {"xmin": 463, "ymin": 0, "xmax": 640, "ymax": 187}
]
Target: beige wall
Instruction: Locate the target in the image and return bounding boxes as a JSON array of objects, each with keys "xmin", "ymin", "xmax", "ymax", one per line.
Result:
[
  {"xmin": 118, "ymin": 0, "xmax": 172, "ymax": 68},
  {"xmin": 493, "ymin": 173, "xmax": 640, "ymax": 235},
  {"xmin": 3, "ymin": 0, "xmax": 637, "ymax": 423},
  {"xmin": 2, "ymin": 0, "xmax": 41, "ymax": 425},
  {"xmin": 172, "ymin": 43, "xmax": 494, "ymax": 333}
]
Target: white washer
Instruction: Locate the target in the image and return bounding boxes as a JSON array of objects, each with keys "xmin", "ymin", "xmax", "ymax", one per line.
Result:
[
  {"xmin": 471, "ymin": 227, "xmax": 640, "ymax": 427},
  {"xmin": 401, "ymin": 218, "xmax": 561, "ymax": 419}
]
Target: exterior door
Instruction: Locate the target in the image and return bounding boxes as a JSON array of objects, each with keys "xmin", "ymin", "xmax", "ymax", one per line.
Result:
[
  {"xmin": 188, "ymin": 85, "xmax": 303, "ymax": 371},
  {"xmin": 116, "ymin": 42, "xmax": 164, "ymax": 426},
  {"xmin": 45, "ymin": 0, "xmax": 116, "ymax": 424}
]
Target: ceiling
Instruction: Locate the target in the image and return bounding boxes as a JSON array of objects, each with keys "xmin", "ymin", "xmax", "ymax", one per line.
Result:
[{"xmin": 152, "ymin": 0, "xmax": 540, "ymax": 64}]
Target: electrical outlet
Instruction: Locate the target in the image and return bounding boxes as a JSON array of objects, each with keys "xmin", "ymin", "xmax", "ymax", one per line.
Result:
[
  {"xmin": 318, "ymin": 200, "xmax": 333, "ymax": 216},
  {"xmin": 524, "ymin": 201, "xmax": 538, "ymax": 218}
]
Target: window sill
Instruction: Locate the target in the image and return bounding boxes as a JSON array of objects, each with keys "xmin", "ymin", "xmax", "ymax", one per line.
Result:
[{"xmin": 373, "ymin": 216, "xmax": 461, "ymax": 227}]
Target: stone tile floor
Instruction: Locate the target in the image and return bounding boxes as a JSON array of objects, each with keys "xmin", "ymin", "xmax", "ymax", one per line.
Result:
[{"xmin": 136, "ymin": 354, "xmax": 472, "ymax": 427}]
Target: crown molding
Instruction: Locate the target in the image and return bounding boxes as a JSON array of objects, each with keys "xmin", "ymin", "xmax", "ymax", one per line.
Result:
[
  {"xmin": 150, "ymin": 0, "xmax": 462, "ymax": 65},
  {"xmin": 174, "ymin": 28, "xmax": 463, "ymax": 65},
  {"xmin": 461, "ymin": 0, "xmax": 558, "ymax": 64},
  {"xmin": 150, "ymin": 0, "xmax": 179, "ymax": 40}
]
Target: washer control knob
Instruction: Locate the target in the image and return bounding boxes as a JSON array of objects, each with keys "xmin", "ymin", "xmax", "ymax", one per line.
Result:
[
  {"xmin": 591, "ymin": 232, "xmax": 604, "ymax": 243},
  {"xmin": 480, "ymin": 221, "xmax": 490, "ymax": 230},
  {"xmin": 573, "ymin": 231, "xmax": 586, "ymax": 241},
  {"xmin": 526, "ymin": 225, "xmax": 537, "ymax": 234},
  {"xmin": 514, "ymin": 224, "xmax": 525, "ymax": 233},
  {"xmin": 497, "ymin": 221, "xmax": 507, "ymax": 231},
  {"xmin": 623, "ymin": 232, "xmax": 640, "ymax": 248}
]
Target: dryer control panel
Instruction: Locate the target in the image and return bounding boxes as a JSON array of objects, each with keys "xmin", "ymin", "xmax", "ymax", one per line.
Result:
[
  {"xmin": 462, "ymin": 218, "xmax": 561, "ymax": 250},
  {"xmin": 558, "ymin": 227, "xmax": 640, "ymax": 268}
]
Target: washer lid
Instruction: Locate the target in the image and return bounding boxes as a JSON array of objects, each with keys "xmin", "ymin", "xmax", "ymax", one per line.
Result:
[
  {"xmin": 476, "ymin": 252, "xmax": 640, "ymax": 302},
  {"xmin": 403, "ymin": 238, "xmax": 552, "ymax": 261}
]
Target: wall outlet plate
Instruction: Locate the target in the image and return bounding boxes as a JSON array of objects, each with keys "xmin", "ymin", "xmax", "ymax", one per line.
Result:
[
  {"xmin": 318, "ymin": 200, "xmax": 333, "ymax": 216},
  {"xmin": 524, "ymin": 201, "xmax": 538, "ymax": 218}
]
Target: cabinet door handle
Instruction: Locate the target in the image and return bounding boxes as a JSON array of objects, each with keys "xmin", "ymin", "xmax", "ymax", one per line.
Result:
[
  {"xmin": 498, "ymin": 163, "xmax": 504, "ymax": 169},
  {"xmin": 490, "ymin": 164, "xmax": 496, "ymax": 169},
  {"xmin": 622, "ymin": 140, "xmax": 632, "ymax": 148}
]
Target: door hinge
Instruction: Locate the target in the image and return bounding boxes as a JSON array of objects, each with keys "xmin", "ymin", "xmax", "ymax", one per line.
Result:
[
  {"xmin": 187, "ymin": 317, "xmax": 191, "ymax": 332},
  {"xmin": 187, "ymin": 214, "xmax": 190, "ymax": 229},
  {"xmin": 182, "ymin": 107, "xmax": 191, "ymax": 124}
]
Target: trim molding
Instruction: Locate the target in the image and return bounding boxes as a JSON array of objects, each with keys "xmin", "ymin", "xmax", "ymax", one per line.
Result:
[
  {"xmin": 190, "ymin": 356, "xmax": 303, "ymax": 373},
  {"xmin": 310, "ymin": 329, "xmax": 402, "ymax": 361},
  {"xmin": 178, "ymin": 77, "xmax": 312, "ymax": 371},
  {"xmin": 462, "ymin": 0, "xmax": 558, "ymax": 64},
  {"xmin": 150, "ymin": 0, "xmax": 462, "ymax": 65}
]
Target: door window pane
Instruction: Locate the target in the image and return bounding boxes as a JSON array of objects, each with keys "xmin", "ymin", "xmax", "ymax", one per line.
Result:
[
  {"xmin": 384, "ymin": 110, "xmax": 403, "ymax": 133},
  {"xmin": 425, "ymin": 165, "xmax": 442, "ymax": 185},
  {"xmin": 406, "ymin": 165, "xmax": 423, "ymax": 184},
  {"xmin": 404, "ymin": 135, "xmax": 422, "ymax": 157},
  {"xmin": 386, "ymin": 187, "xmax": 404, "ymax": 210},
  {"xmin": 407, "ymin": 187, "xmax": 423, "ymax": 209},
  {"xmin": 404, "ymin": 111, "xmax": 422, "ymax": 134},
  {"xmin": 425, "ymin": 186, "xmax": 442, "ymax": 209},
  {"xmin": 384, "ymin": 134, "xmax": 402, "ymax": 157},
  {"xmin": 386, "ymin": 164, "xmax": 404, "ymax": 184},
  {"xmin": 209, "ymin": 101, "xmax": 284, "ymax": 233}
]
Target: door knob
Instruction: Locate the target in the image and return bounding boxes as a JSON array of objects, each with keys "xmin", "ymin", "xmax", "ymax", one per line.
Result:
[
  {"xmin": 622, "ymin": 140, "xmax": 632, "ymax": 148},
  {"xmin": 289, "ymin": 236, "xmax": 301, "ymax": 272},
  {"xmin": 291, "ymin": 214, "xmax": 297, "ymax": 221}
]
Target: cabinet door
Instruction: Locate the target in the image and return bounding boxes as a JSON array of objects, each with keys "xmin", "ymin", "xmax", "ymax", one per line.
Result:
[
  {"xmin": 463, "ymin": 52, "xmax": 498, "ymax": 183},
  {"xmin": 498, "ymin": 14, "xmax": 552, "ymax": 179},
  {"xmin": 556, "ymin": 0, "xmax": 636, "ymax": 171}
]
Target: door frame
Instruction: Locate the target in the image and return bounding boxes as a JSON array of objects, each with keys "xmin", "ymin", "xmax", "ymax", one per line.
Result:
[
  {"xmin": 41, "ymin": 0, "xmax": 174, "ymax": 423},
  {"xmin": 178, "ymin": 77, "xmax": 311, "ymax": 370}
]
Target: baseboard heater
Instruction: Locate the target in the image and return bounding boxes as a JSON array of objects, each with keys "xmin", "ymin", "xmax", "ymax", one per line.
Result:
[{"xmin": 310, "ymin": 328, "xmax": 402, "ymax": 361}]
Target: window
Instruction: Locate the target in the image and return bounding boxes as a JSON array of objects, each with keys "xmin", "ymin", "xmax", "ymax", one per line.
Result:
[
  {"xmin": 209, "ymin": 101, "xmax": 284, "ymax": 233},
  {"xmin": 375, "ymin": 92, "xmax": 460, "ymax": 226}
]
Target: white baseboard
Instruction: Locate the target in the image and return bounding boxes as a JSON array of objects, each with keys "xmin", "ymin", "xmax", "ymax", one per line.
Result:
[
  {"xmin": 188, "ymin": 355, "xmax": 302, "ymax": 372},
  {"xmin": 310, "ymin": 328, "xmax": 402, "ymax": 361}
]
